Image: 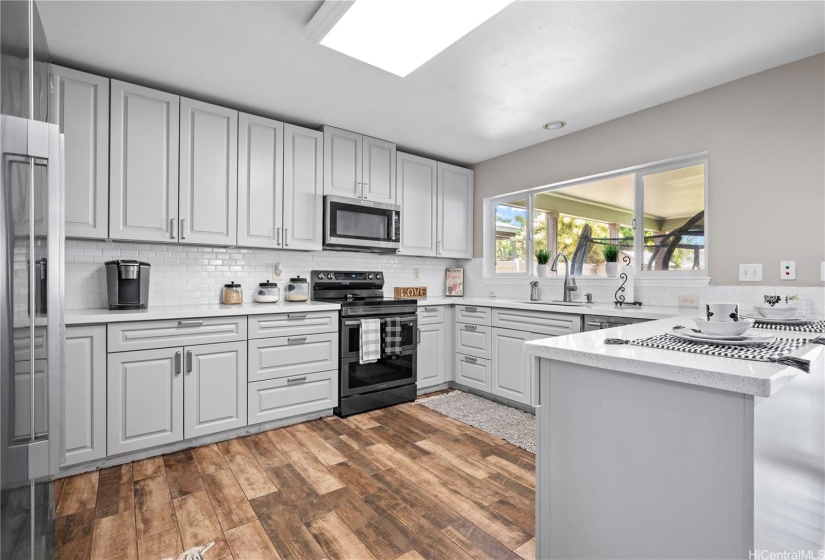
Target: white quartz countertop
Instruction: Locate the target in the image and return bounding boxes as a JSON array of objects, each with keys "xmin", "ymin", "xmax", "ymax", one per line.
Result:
[
  {"xmin": 66, "ymin": 301, "xmax": 341, "ymax": 325},
  {"xmin": 524, "ymin": 315, "xmax": 825, "ymax": 397}
]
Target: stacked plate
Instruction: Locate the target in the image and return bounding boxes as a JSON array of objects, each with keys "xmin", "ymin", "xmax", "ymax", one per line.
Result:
[{"xmin": 671, "ymin": 319, "xmax": 775, "ymax": 346}]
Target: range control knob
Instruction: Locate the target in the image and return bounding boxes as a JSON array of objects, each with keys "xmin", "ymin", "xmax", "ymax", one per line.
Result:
[
  {"xmin": 367, "ymin": 273, "xmax": 374, "ymax": 280},
  {"xmin": 327, "ymin": 273, "xmax": 334, "ymax": 279},
  {"xmin": 376, "ymin": 274, "xmax": 382, "ymax": 280},
  {"xmin": 317, "ymin": 273, "xmax": 324, "ymax": 280}
]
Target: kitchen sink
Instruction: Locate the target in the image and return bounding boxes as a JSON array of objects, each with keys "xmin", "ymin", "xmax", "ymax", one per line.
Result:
[{"xmin": 522, "ymin": 300, "xmax": 590, "ymax": 307}]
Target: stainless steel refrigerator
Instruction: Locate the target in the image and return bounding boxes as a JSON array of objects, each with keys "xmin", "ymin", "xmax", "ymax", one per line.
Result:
[{"xmin": 0, "ymin": 1, "xmax": 63, "ymax": 558}]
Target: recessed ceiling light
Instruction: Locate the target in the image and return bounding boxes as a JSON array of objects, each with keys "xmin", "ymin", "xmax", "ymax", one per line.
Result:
[
  {"xmin": 543, "ymin": 121, "xmax": 566, "ymax": 130},
  {"xmin": 315, "ymin": 0, "xmax": 514, "ymax": 77}
]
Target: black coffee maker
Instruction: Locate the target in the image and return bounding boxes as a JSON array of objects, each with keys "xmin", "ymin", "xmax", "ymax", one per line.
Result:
[{"xmin": 105, "ymin": 260, "xmax": 151, "ymax": 310}]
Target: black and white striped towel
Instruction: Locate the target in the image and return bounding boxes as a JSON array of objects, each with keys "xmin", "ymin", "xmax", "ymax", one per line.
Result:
[
  {"xmin": 384, "ymin": 317, "xmax": 402, "ymax": 356},
  {"xmin": 751, "ymin": 320, "xmax": 825, "ymax": 332},
  {"xmin": 360, "ymin": 318, "xmax": 381, "ymax": 364},
  {"xmin": 627, "ymin": 333, "xmax": 813, "ymax": 372}
]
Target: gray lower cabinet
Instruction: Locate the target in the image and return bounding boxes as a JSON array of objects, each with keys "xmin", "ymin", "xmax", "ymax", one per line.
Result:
[
  {"xmin": 417, "ymin": 322, "xmax": 446, "ymax": 388},
  {"xmin": 109, "ymin": 80, "xmax": 180, "ymax": 243},
  {"xmin": 183, "ymin": 342, "xmax": 247, "ymax": 439},
  {"xmin": 455, "ymin": 354, "xmax": 492, "ymax": 392},
  {"xmin": 248, "ymin": 333, "xmax": 338, "ymax": 383},
  {"xmin": 248, "ymin": 370, "xmax": 337, "ymax": 425},
  {"xmin": 12, "ymin": 359, "xmax": 47, "ymax": 441},
  {"xmin": 491, "ymin": 328, "xmax": 537, "ymax": 406},
  {"xmin": 454, "ymin": 323, "xmax": 492, "ymax": 359},
  {"xmin": 63, "ymin": 326, "xmax": 106, "ymax": 466},
  {"xmin": 50, "ymin": 65, "xmax": 109, "ymax": 239},
  {"xmin": 107, "ymin": 347, "xmax": 183, "ymax": 456}
]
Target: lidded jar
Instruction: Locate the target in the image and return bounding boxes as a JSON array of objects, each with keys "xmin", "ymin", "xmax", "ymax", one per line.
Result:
[
  {"xmin": 222, "ymin": 281, "xmax": 243, "ymax": 305},
  {"xmin": 285, "ymin": 277, "xmax": 309, "ymax": 302},
  {"xmin": 256, "ymin": 280, "xmax": 280, "ymax": 303}
]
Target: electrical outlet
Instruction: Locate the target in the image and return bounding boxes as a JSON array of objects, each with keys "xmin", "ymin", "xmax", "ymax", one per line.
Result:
[
  {"xmin": 413, "ymin": 268, "xmax": 420, "ymax": 281},
  {"xmin": 738, "ymin": 263, "xmax": 762, "ymax": 282},
  {"xmin": 489, "ymin": 290, "xmax": 497, "ymax": 298},
  {"xmin": 780, "ymin": 261, "xmax": 796, "ymax": 281},
  {"xmin": 678, "ymin": 294, "xmax": 698, "ymax": 308},
  {"xmin": 272, "ymin": 262, "xmax": 282, "ymax": 279}
]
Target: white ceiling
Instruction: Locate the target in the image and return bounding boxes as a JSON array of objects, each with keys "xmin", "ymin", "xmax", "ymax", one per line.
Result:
[{"xmin": 37, "ymin": 1, "xmax": 825, "ymax": 166}]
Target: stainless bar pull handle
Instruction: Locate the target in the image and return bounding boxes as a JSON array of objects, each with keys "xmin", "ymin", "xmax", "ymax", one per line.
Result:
[
  {"xmin": 464, "ymin": 356, "xmax": 477, "ymax": 363},
  {"xmin": 423, "ymin": 307, "xmax": 438, "ymax": 312},
  {"xmin": 175, "ymin": 351, "xmax": 182, "ymax": 374},
  {"xmin": 285, "ymin": 228, "xmax": 290, "ymax": 246},
  {"xmin": 417, "ymin": 328, "xmax": 421, "ymax": 344},
  {"xmin": 355, "ymin": 181, "xmax": 361, "ymax": 198},
  {"xmin": 276, "ymin": 227, "xmax": 282, "ymax": 245},
  {"xmin": 362, "ymin": 181, "xmax": 368, "ymax": 200},
  {"xmin": 186, "ymin": 350, "xmax": 193, "ymax": 373},
  {"xmin": 438, "ymin": 240, "xmax": 443, "ymax": 255},
  {"xmin": 287, "ymin": 376, "xmax": 307, "ymax": 384},
  {"xmin": 464, "ymin": 324, "xmax": 477, "ymax": 331},
  {"xmin": 464, "ymin": 306, "xmax": 478, "ymax": 313},
  {"xmin": 586, "ymin": 321, "xmax": 603, "ymax": 327},
  {"xmin": 180, "ymin": 218, "xmax": 188, "ymax": 240},
  {"xmin": 170, "ymin": 218, "xmax": 177, "ymax": 239},
  {"xmin": 178, "ymin": 320, "xmax": 204, "ymax": 326},
  {"xmin": 287, "ymin": 337, "xmax": 307, "ymax": 344},
  {"xmin": 287, "ymin": 314, "xmax": 307, "ymax": 319}
]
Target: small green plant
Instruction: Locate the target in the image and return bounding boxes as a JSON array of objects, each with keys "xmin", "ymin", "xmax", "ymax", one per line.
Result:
[
  {"xmin": 535, "ymin": 249, "xmax": 552, "ymax": 265},
  {"xmin": 602, "ymin": 245, "xmax": 619, "ymax": 263}
]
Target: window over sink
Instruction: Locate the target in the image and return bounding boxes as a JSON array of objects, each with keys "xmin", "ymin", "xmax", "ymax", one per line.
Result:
[{"xmin": 484, "ymin": 154, "xmax": 707, "ymax": 278}]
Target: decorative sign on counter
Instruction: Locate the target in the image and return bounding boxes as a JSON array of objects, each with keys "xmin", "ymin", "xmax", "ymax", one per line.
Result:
[
  {"xmin": 445, "ymin": 268, "xmax": 464, "ymax": 297},
  {"xmin": 394, "ymin": 286, "xmax": 428, "ymax": 299}
]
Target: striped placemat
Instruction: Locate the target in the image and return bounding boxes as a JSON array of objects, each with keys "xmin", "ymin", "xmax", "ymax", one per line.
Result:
[{"xmin": 751, "ymin": 320, "xmax": 825, "ymax": 332}]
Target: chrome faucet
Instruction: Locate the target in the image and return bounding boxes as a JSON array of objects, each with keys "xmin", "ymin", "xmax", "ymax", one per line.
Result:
[
  {"xmin": 551, "ymin": 253, "xmax": 577, "ymax": 302},
  {"xmin": 530, "ymin": 281, "xmax": 539, "ymax": 301}
]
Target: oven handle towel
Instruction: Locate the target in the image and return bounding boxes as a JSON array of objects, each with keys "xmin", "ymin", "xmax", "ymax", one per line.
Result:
[
  {"xmin": 360, "ymin": 318, "xmax": 382, "ymax": 364},
  {"xmin": 384, "ymin": 317, "xmax": 403, "ymax": 356}
]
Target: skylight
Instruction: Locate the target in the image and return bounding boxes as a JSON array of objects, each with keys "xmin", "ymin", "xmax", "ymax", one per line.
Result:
[{"xmin": 319, "ymin": 0, "xmax": 513, "ymax": 77}]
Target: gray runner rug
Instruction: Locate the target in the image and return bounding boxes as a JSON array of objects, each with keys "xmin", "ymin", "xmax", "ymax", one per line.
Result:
[{"xmin": 416, "ymin": 391, "xmax": 535, "ymax": 453}]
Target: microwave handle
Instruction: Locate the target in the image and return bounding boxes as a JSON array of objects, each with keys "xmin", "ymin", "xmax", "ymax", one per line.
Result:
[{"xmin": 391, "ymin": 211, "xmax": 400, "ymax": 242}]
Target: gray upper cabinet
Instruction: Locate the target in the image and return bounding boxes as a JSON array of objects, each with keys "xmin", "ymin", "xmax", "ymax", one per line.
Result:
[
  {"xmin": 183, "ymin": 341, "xmax": 247, "ymax": 439},
  {"xmin": 50, "ymin": 65, "xmax": 109, "ymax": 239},
  {"xmin": 283, "ymin": 124, "xmax": 323, "ymax": 251},
  {"xmin": 63, "ymin": 326, "xmax": 106, "ymax": 466},
  {"xmin": 437, "ymin": 162, "xmax": 474, "ymax": 258},
  {"xmin": 237, "ymin": 113, "xmax": 284, "ymax": 248},
  {"xmin": 397, "ymin": 152, "xmax": 437, "ymax": 256},
  {"xmin": 107, "ymin": 347, "xmax": 183, "ymax": 456},
  {"xmin": 179, "ymin": 98, "xmax": 238, "ymax": 246},
  {"xmin": 323, "ymin": 125, "xmax": 395, "ymax": 203},
  {"xmin": 110, "ymin": 80, "xmax": 180, "ymax": 243}
]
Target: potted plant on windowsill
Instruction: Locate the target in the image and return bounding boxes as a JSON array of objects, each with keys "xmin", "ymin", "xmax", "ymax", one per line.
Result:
[
  {"xmin": 603, "ymin": 245, "xmax": 619, "ymax": 277},
  {"xmin": 536, "ymin": 249, "xmax": 552, "ymax": 277}
]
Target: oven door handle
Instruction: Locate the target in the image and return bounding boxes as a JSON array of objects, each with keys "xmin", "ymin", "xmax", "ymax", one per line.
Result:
[{"xmin": 343, "ymin": 317, "xmax": 417, "ymax": 327}]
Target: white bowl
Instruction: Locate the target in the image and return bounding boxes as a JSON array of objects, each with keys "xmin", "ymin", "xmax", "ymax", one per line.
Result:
[
  {"xmin": 693, "ymin": 318, "xmax": 753, "ymax": 336},
  {"xmin": 753, "ymin": 304, "xmax": 797, "ymax": 319}
]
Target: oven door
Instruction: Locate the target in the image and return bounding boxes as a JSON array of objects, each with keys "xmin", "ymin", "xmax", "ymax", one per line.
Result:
[
  {"xmin": 324, "ymin": 195, "xmax": 400, "ymax": 251},
  {"xmin": 340, "ymin": 315, "xmax": 417, "ymax": 396}
]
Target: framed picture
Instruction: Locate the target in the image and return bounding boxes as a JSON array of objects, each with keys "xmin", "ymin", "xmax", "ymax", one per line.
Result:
[{"xmin": 445, "ymin": 268, "xmax": 464, "ymax": 297}]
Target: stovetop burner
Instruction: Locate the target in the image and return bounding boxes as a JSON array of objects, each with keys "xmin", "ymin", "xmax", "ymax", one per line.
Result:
[{"xmin": 310, "ymin": 270, "xmax": 417, "ymax": 315}]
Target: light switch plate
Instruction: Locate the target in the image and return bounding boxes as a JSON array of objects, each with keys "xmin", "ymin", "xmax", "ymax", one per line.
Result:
[
  {"xmin": 780, "ymin": 261, "xmax": 796, "ymax": 280},
  {"xmin": 738, "ymin": 264, "xmax": 762, "ymax": 282},
  {"xmin": 413, "ymin": 268, "xmax": 420, "ymax": 280}
]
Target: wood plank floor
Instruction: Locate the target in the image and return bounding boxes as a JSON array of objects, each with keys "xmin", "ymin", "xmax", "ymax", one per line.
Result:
[{"xmin": 54, "ymin": 399, "xmax": 536, "ymax": 560}]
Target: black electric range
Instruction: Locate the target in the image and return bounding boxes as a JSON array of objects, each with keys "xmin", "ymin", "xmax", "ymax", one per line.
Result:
[{"xmin": 311, "ymin": 271, "xmax": 418, "ymax": 416}]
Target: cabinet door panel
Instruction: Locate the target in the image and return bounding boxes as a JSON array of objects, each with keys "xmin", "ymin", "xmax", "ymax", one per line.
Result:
[
  {"xmin": 63, "ymin": 326, "xmax": 106, "ymax": 466},
  {"xmin": 238, "ymin": 113, "xmax": 283, "ymax": 248},
  {"xmin": 12, "ymin": 360, "xmax": 47, "ymax": 440},
  {"xmin": 184, "ymin": 342, "xmax": 247, "ymax": 439},
  {"xmin": 179, "ymin": 98, "xmax": 238, "ymax": 245},
  {"xmin": 51, "ymin": 65, "xmax": 109, "ymax": 239},
  {"xmin": 323, "ymin": 126, "xmax": 361, "ymax": 198},
  {"xmin": 107, "ymin": 347, "xmax": 183, "ymax": 455},
  {"xmin": 362, "ymin": 136, "xmax": 395, "ymax": 203},
  {"xmin": 248, "ymin": 371, "xmax": 336, "ymax": 425},
  {"xmin": 283, "ymin": 124, "xmax": 323, "ymax": 250},
  {"xmin": 248, "ymin": 333, "xmax": 338, "ymax": 382},
  {"xmin": 491, "ymin": 328, "xmax": 533, "ymax": 405},
  {"xmin": 417, "ymin": 323, "xmax": 445, "ymax": 388},
  {"xmin": 110, "ymin": 80, "xmax": 179, "ymax": 242},
  {"xmin": 455, "ymin": 355, "xmax": 491, "ymax": 392},
  {"xmin": 437, "ymin": 162, "xmax": 474, "ymax": 258},
  {"xmin": 397, "ymin": 152, "xmax": 437, "ymax": 256}
]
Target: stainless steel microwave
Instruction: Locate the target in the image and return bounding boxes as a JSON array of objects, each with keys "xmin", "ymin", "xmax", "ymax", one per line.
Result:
[{"xmin": 324, "ymin": 195, "xmax": 401, "ymax": 253}]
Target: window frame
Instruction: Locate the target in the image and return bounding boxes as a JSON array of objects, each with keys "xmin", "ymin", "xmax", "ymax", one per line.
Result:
[{"xmin": 483, "ymin": 152, "xmax": 709, "ymax": 281}]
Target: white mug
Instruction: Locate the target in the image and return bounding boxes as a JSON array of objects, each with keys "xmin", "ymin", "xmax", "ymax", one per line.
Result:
[{"xmin": 706, "ymin": 302, "xmax": 740, "ymax": 322}]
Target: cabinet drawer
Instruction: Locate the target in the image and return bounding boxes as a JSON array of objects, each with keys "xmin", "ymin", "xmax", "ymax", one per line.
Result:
[
  {"xmin": 248, "ymin": 333, "xmax": 338, "ymax": 382},
  {"xmin": 455, "ymin": 305, "xmax": 491, "ymax": 326},
  {"xmin": 417, "ymin": 305, "xmax": 444, "ymax": 325},
  {"xmin": 455, "ymin": 354, "xmax": 491, "ymax": 392},
  {"xmin": 454, "ymin": 323, "xmax": 491, "ymax": 359},
  {"xmin": 108, "ymin": 317, "xmax": 246, "ymax": 352},
  {"xmin": 248, "ymin": 370, "xmax": 337, "ymax": 425},
  {"xmin": 248, "ymin": 311, "xmax": 337, "ymax": 339},
  {"xmin": 493, "ymin": 308, "xmax": 582, "ymax": 336}
]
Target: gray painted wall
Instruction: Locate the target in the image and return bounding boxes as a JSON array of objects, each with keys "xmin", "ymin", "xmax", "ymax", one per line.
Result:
[{"xmin": 472, "ymin": 54, "xmax": 825, "ymax": 286}]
